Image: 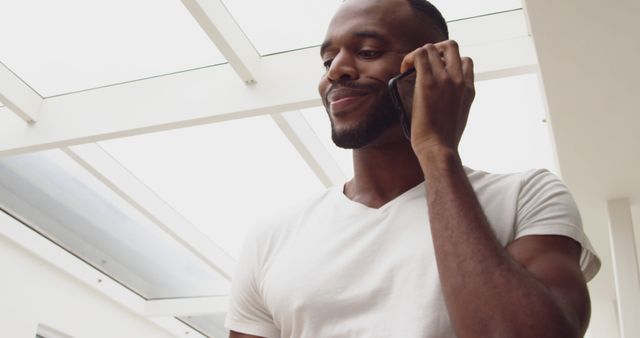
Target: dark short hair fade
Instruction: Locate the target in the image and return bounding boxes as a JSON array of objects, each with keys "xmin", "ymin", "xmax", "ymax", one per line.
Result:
[{"xmin": 406, "ymin": 0, "xmax": 449, "ymax": 40}]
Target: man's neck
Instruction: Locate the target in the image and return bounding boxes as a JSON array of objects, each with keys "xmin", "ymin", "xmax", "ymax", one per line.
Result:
[{"xmin": 344, "ymin": 135, "xmax": 424, "ymax": 209}]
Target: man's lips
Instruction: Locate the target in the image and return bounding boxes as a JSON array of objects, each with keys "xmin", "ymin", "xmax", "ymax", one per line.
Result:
[
  {"xmin": 326, "ymin": 87, "xmax": 369, "ymax": 112},
  {"xmin": 327, "ymin": 88, "xmax": 368, "ymax": 102}
]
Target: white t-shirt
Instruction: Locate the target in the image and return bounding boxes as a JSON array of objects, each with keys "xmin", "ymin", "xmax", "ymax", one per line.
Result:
[{"xmin": 225, "ymin": 168, "xmax": 600, "ymax": 338}]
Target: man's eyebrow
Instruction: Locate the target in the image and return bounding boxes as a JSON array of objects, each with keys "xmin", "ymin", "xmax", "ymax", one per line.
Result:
[
  {"xmin": 353, "ymin": 30, "xmax": 386, "ymax": 41},
  {"xmin": 320, "ymin": 30, "xmax": 387, "ymax": 56},
  {"xmin": 320, "ymin": 39, "xmax": 333, "ymax": 56}
]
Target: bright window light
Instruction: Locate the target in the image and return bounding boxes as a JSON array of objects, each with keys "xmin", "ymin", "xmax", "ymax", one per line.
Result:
[
  {"xmin": 0, "ymin": 0, "xmax": 225, "ymax": 97},
  {"xmin": 98, "ymin": 115, "xmax": 325, "ymax": 259},
  {"xmin": 448, "ymin": 9, "xmax": 528, "ymax": 47},
  {"xmin": 221, "ymin": 0, "xmax": 342, "ymax": 55},
  {"xmin": 460, "ymin": 73, "xmax": 558, "ymax": 174},
  {"xmin": 0, "ymin": 150, "xmax": 229, "ymax": 299}
]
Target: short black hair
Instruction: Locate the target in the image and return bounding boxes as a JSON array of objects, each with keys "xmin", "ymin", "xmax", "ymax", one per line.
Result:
[{"xmin": 405, "ymin": 0, "xmax": 449, "ymax": 40}]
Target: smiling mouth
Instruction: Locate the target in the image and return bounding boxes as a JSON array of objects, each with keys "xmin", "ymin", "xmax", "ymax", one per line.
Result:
[
  {"xmin": 327, "ymin": 86, "xmax": 370, "ymax": 114},
  {"xmin": 330, "ymin": 94, "xmax": 367, "ymax": 113}
]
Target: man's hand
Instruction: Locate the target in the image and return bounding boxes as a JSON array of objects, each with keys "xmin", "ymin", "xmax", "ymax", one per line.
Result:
[
  {"xmin": 400, "ymin": 40, "xmax": 475, "ymax": 156},
  {"xmin": 407, "ymin": 42, "xmax": 592, "ymax": 337}
]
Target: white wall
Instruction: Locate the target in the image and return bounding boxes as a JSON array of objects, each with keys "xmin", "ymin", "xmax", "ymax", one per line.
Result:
[
  {"xmin": 0, "ymin": 233, "xmax": 176, "ymax": 338},
  {"xmin": 524, "ymin": 0, "xmax": 640, "ymax": 336}
]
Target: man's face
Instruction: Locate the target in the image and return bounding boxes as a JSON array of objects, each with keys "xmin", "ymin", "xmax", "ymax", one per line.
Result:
[{"xmin": 318, "ymin": 0, "xmax": 429, "ymax": 149}]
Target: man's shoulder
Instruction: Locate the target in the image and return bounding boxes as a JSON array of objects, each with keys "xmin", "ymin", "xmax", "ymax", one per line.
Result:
[
  {"xmin": 465, "ymin": 166, "xmax": 561, "ymax": 191},
  {"xmin": 464, "ymin": 167, "xmax": 571, "ymax": 215}
]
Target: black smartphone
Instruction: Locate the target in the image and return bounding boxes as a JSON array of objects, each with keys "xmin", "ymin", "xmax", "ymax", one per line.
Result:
[{"xmin": 388, "ymin": 67, "xmax": 416, "ymax": 140}]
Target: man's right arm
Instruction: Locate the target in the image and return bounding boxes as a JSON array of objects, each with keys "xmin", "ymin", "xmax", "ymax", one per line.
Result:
[{"xmin": 229, "ymin": 330, "xmax": 264, "ymax": 338}]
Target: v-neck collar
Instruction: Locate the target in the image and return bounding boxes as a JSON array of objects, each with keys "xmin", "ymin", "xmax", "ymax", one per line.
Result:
[
  {"xmin": 334, "ymin": 166, "xmax": 474, "ymax": 213},
  {"xmin": 335, "ymin": 180, "xmax": 426, "ymax": 213}
]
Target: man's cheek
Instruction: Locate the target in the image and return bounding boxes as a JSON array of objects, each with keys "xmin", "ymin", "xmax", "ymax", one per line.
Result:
[{"xmin": 318, "ymin": 77, "xmax": 329, "ymax": 94}]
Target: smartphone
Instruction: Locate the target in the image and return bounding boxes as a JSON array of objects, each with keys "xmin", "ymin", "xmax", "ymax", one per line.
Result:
[{"xmin": 388, "ymin": 68, "xmax": 416, "ymax": 140}]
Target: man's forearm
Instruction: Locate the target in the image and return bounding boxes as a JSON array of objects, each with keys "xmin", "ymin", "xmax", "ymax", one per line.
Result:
[{"xmin": 418, "ymin": 146, "xmax": 577, "ymax": 338}]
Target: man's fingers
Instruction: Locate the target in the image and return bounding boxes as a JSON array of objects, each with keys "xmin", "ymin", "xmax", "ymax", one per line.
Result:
[
  {"xmin": 425, "ymin": 44, "xmax": 446, "ymax": 78},
  {"xmin": 400, "ymin": 52, "xmax": 415, "ymax": 73},
  {"xmin": 461, "ymin": 57, "xmax": 474, "ymax": 87},
  {"xmin": 403, "ymin": 47, "xmax": 434, "ymax": 80},
  {"xmin": 436, "ymin": 40, "xmax": 463, "ymax": 82}
]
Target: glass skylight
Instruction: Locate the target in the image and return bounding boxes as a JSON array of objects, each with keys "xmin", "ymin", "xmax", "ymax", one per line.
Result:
[
  {"xmin": 180, "ymin": 313, "xmax": 227, "ymax": 338},
  {"xmin": 221, "ymin": 0, "xmax": 342, "ymax": 56},
  {"xmin": 98, "ymin": 115, "xmax": 325, "ymax": 259},
  {"xmin": 222, "ymin": 0, "xmax": 521, "ymax": 56},
  {"xmin": 0, "ymin": 150, "xmax": 229, "ymax": 299},
  {"xmin": 0, "ymin": 0, "xmax": 226, "ymax": 97},
  {"xmin": 430, "ymin": 0, "xmax": 521, "ymax": 21}
]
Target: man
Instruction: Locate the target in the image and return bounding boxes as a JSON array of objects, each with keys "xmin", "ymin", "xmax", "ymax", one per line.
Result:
[{"xmin": 226, "ymin": 0, "xmax": 600, "ymax": 337}]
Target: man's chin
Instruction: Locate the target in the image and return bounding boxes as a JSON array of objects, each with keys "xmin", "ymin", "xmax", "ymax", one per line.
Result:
[
  {"xmin": 328, "ymin": 99, "xmax": 400, "ymax": 149},
  {"xmin": 330, "ymin": 126, "xmax": 362, "ymax": 149},
  {"xmin": 331, "ymin": 125, "xmax": 382, "ymax": 149}
]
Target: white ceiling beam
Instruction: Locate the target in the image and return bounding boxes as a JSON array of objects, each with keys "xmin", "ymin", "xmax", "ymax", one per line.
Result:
[
  {"xmin": 62, "ymin": 144, "xmax": 236, "ymax": 280},
  {"xmin": 0, "ymin": 47, "xmax": 320, "ymax": 158},
  {"xmin": 475, "ymin": 64, "xmax": 537, "ymax": 82},
  {"xmin": 37, "ymin": 324, "xmax": 74, "ymax": 338},
  {"xmin": 144, "ymin": 296, "xmax": 229, "ymax": 317},
  {"xmin": 0, "ymin": 209, "xmax": 206, "ymax": 338},
  {"xmin": 181, "ymin": 0, "xmax": 259, "ymax": 84},
  {"xmin": 0, "ymin": 61, "xmax": 42, "ymax": 124},
  {"xmin": 0, "ymin": 11, "xmax": 536, "ymax": 158},
  {"xmin": 272, "ymin": 111, "xmax": 346, "ymax": 187}
]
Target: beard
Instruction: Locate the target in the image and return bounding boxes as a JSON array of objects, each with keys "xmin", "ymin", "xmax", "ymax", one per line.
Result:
[{"xmin": 328, "ymin": 92, "xmax": 400, "ymax": 149}]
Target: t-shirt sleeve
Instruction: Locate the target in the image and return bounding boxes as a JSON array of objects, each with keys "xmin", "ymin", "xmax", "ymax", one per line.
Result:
[
  {"xmin": 225, "ymin": 230, "xmax": 280, "ymax": 338},
  {"xmin": 514, "ymin": 169, "xmax": 601, "ymax": 281}
]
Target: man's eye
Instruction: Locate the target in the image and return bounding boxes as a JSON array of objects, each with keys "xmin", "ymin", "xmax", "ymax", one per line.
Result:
[
  {"xmin": 323, "ymin": 59, "xmax": 333, "ymax": 70},
  {"xmin": 359, "ymin": 50, "xmax": 381, "ymax": 58}
]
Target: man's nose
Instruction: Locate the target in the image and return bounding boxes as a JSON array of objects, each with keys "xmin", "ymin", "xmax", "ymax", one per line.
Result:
[{"xmin": 327, "ymin": 52, "xmax": 358, "ymax": 82}]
